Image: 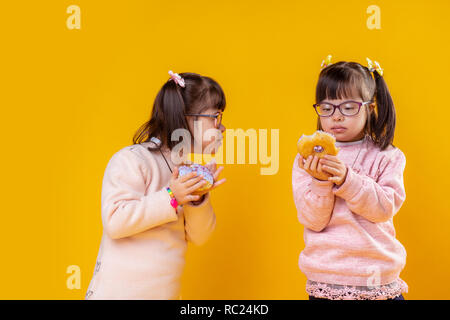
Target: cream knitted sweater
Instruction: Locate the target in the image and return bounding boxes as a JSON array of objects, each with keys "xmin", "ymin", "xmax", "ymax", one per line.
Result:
[{"xmin": 85, "ymin": 141, "xmax": 216, "ymax": 299}]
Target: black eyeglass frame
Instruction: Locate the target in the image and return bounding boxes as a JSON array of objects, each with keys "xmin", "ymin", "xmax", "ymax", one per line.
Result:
[{"xmin": 184, "ymin": 111, "xmax": 223, "ymax": 128}]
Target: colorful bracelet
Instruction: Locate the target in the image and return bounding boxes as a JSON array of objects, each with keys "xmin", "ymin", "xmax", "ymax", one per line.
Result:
[{"xmin": 166, "ymin": 187, "xmax": 178, "ymax": 210}]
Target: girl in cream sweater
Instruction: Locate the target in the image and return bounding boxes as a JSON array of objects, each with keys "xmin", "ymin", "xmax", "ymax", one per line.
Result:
[{"xmin": 85, "ymin": 71, "xmax": 226, "ymax": 299}]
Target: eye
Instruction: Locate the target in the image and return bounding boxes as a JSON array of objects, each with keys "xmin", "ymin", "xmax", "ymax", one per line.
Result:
[
  {"xmin": 319, "ymin": 104, "xmax": 332, "ymax": 111},
  {"xmin": 342, "ymin": 103, "xmax": 358, "ymax": 111}
]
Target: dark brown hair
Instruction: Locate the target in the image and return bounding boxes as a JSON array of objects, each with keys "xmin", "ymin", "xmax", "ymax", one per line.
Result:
[
  {"xmin": 315, "ymin": 61, "xmax": 396, "ymax": 150},
  {"xmin": 133, "ymin": 72, "xmax": 226, "ymax": 150}
]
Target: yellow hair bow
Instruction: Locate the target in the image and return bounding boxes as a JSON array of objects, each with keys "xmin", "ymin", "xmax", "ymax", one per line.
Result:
[
  {"xmin": 320, "ymin": 54, "xmax": 332, "ymax": 70},
  {"xmin": 366, "ymin": 57, "xmax": 383, "ymax": 76}
]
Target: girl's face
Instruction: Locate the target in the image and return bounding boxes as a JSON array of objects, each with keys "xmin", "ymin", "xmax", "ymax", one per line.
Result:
[
  {"xmin": 319, "ymin": 96, "xmax": 373, "ymax": 142},
  {"xmin": 187, "ymin": 107, "xmax": 226, "ymax": 154}
]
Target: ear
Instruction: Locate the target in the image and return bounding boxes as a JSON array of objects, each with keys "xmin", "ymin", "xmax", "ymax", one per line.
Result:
[{"xmin": 370, "ymin": 102, "xmax": 378, "ymax": 116}]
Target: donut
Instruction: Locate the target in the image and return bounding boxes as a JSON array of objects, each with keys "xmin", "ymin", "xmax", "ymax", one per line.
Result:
[
  {"xmin": 297, "ymin": 130, "xmax": 340, "ymax": 179},
  {"xmin": 178, "ymin": 163, "xmax": 214, "ymax": 195},
  {"xmin": 297, "ymin": 130, "xmax": 339, "ymax": 159}
]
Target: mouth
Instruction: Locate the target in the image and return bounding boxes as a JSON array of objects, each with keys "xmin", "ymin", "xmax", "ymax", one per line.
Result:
[{"xmin": 331, "ymin": 126, "xmax": 347, "ymax": 133}]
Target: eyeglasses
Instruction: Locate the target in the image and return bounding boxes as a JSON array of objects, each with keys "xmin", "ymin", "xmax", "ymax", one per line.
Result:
[
  {"xmin": 313, "ymin": 100, "xmax": 372, "ymax": 117},
  {"xmin": 184, "ymin": 111, "xmax": 223, "ymax": 129}
]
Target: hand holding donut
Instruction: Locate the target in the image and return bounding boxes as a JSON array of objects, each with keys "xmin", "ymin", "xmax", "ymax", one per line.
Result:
[
  {"xmin": 171, "ymin": 160, "xmax": 226, "ymax": 206},
  {"xmin": 319, "ymin": 155, "xmax": 348, "ymax": 185},
  {"xmin": 297, "ymin": 130, "xmax": 340, "ymax": 181},
  {"xmin": 195, "ymin": 159, "xmax": 226, "ymax": 196},
  {"xmin": 298, "ymin": 154, "xmax": 331, "ymax": 181},
  {"xmin": 168, "ymin": 167, "xmax": 206, "ymax": 205}
]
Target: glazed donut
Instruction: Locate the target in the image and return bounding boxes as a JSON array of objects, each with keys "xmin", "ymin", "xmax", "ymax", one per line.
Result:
[
  {"xmin": 297, "ymin": 131, "xmax": 340, "ymax": 179},
  {"xmin": 297, "ymin": 130, "xmax": 339, "ymax": 159},
  {"xmin": 178, "ymin": 163, "xmax": 214, "ymax": 195}
]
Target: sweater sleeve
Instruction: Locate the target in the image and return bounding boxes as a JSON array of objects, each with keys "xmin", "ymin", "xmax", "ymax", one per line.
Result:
[
  {"xmin": 183, "ymin": 192, "xmax": 216, "ymax": 246},
  {"xmin": 292, "ymin": 153, "xmax": 335, "ymax": 232},
  {"xmin": 333, "ymin": 148, "xmax": 406, "ymax": 223},
  {"xmin": 101, "ymin": 149, "xmax": 179, "ymax": 240}
]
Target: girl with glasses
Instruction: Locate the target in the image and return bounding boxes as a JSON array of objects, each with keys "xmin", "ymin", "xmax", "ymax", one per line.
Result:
[
  {"xmin": 292, "ymin": 57, "xmax": 408, "ymax": 300},
  {"xmin": 85, "ymin": 71, "xmax": 226, "ymax": 299}
]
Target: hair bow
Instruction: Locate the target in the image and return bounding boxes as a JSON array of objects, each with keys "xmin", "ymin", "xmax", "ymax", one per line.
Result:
[
  {"xmin": 320, "ymin": 54, "xmax": 332, "ymax": 70},
  {"xmin": 366, "ymin": 58, "xmax": 383, "ymax": 76},
  {"xmin": 168, "ymin": 70, "xmax": 185, "ymax": 87}
]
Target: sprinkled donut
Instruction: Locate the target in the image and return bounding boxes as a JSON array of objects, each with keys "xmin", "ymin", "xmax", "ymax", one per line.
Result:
[
  {"xmin": 178, "ymin": 163, "xmax": 214, "ymax": 195},
  {"xmin": 297, "ymin": 131, "xmax": 340, "ymax": 179}
]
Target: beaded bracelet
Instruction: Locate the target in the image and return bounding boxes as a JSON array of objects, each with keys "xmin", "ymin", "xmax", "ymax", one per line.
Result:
[{"xmin": 166, "ymin": 187, "xmax": 178, "ymax": 210}]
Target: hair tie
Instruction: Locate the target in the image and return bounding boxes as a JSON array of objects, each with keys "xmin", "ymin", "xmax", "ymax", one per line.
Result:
[
  {"xmin": 168, "ymin": 70, "xmax": 185, "ymax": 87},
  {"xmin": 366, "ymin": 57, "xmax": 384, "ymax": 76},
  {"xmin": 150, "ymin": 136, "xmax": 162, "ymax": 146},
  {"xmin": 320, "ymin": 54, "xmax": 333, "ymax": 70}
]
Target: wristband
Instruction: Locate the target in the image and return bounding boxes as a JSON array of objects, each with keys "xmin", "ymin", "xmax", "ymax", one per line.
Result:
[{"xmin": 166, "ymin": 187, "xmax": 178, "ymax": 210}]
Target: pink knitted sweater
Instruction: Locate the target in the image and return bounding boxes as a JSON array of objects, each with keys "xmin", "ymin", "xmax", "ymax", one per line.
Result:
[
  {"xmin": 292, "ymin": 135, "xmax": 408, "ymax": 299},
  {"xmin": 85, "ymin": 141, "xmax": 216, "ymax": 299}
]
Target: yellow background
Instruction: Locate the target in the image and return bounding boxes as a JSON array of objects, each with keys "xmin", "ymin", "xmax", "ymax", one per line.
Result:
[{"xmin": 1, "ymin": 0, "xmax": 449, "ymax": 299}]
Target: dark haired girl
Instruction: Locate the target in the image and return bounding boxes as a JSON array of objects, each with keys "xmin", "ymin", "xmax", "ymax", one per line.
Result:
[
  {"xmin": 292, "ymin": 56, "xmax": 408, "ymax": 300},
  {"xmin": 86, "ymin": 71, "xmax": 226, "ymax": 299}
]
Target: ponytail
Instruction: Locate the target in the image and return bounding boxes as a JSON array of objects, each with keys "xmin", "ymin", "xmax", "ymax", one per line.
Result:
[
  {"xmin": 133, "ymin": 80, "xmax": 187, "ymax": 151},
  {"xmin": 369, "ymin": 71, "xmax": 396, "ymax": 150},
  {"xmin": 160, "ymin": 80, "xmax": 189, "ymax": 149}
]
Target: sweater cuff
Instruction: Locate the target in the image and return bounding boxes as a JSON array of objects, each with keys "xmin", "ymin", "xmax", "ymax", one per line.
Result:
[
  {"xmin": 332, "ymin": 165, "xmax": 363, "ymax": 199},
  {"xmin": 311, "ymin": 177, "xmax": 334, "ymax": 196},
  {"xmin": 158, "ymin": 188, "xmax": 180, "ymax": 218}
]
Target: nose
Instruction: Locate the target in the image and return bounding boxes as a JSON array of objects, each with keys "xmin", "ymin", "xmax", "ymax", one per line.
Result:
[
  {"xmin": 219, "ymin": 123, "xmax": 226, "ymax": 132},
  {"xmin": 332, "ymin": 109, "xmax": 344, "ymax": 121}
]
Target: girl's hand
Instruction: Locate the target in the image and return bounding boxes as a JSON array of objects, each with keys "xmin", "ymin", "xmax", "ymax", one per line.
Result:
[
  {"xmin": 168, "ymin": 167, "xmax": 207, "ymax": 205},
  {"xmin": 298, "ymin": 155, "xmax": 331, "ymax": 181},
  {"xmin": 188, "ymin": 160, "xmax": 226, "ymax": 205},
  {"xmin": 319, "ymin": 155, "xmax": 348, "ymax": 185},
  {"xmin": 195, "ymin": 159, "xmax": 226, "ymax": 196}
]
